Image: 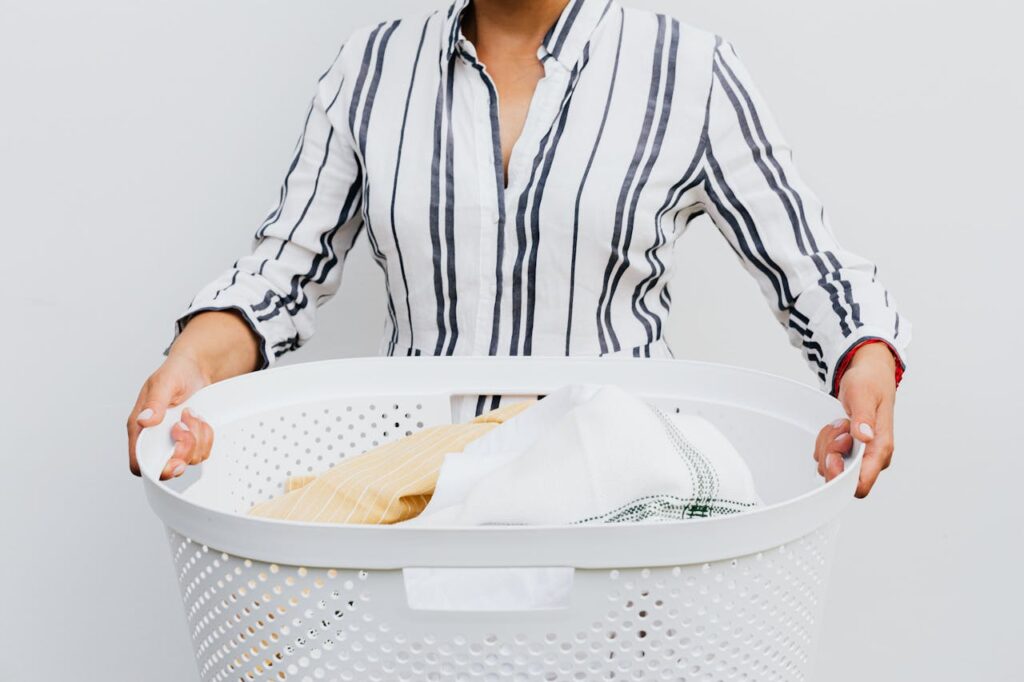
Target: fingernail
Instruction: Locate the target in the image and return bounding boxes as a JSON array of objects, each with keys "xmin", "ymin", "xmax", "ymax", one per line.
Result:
[
  {"xmin": 834, "ymin": 432, "xmax": 848, "ymax": 441},
  {"xmin": 177, "ymin": 421, "xmax": 190, "ymax": 432},
  {"xmin": 858, "ymin": 422, "xmax": 874, "ymax": 438},
  {"xmin": 172, "ymin": 464, "xmax": 186, "ymax": 477},
  {"xmin": 825, "ymin": 453, "xmax": 837, "ymax": 472},
  {"xmin": 137, "ymin": 408, "xmax": 154, "ymax": 422},
  {"xmin": 830, "ymin": 418, "xmax": 845, "ymax": 428}
]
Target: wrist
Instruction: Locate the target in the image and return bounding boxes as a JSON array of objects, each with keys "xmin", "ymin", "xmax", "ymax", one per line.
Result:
[
  {"xmin": 832, "ymin": 337, "xmax": 904, "ymax": 396},
  {"xmin": 169, "ymin": 310, "xmax": 260, "ymax": 383},
  {"xmin": 166, "ymin": 337, "xmax": 217, "ymax": 385},
  {"xmin": 849, "ymin": 340, "xmax": 897, "ymax": 372}
]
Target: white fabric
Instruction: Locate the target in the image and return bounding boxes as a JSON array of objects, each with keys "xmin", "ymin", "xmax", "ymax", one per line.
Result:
[{"xmin": 405, "ymin": 384, "xmax": 761, "ymax": 527}]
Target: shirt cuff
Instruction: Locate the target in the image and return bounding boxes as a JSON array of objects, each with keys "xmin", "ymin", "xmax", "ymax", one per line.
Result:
[
  {"xmin": 163, "ymin": 278, "xmax": 306, "ymax": 370},
  {"xmin": 831, "ymin": 336, "xmax": 906, "ymax": 397}
]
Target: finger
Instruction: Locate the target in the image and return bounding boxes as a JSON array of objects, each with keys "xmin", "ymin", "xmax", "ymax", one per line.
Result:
[
  {"xmin": 193, "ymin": 412, "xmax": 214, "ymax": 462},
  {"xmin": 822, "ymin": 427, "xmax": 852, "ymax": 477},
  {"xmin": 126, "ymin": 393, "xmax": 147, "ymax": 476},
  {"xmin": 820, "ymin": 430, "xmax": 851, "ymax": 479},
  {"xmin": 856, "ymin": 458, "xmax": 882, "ymax": 498},
  {"xmin": 813, "ymin": 421, "xmax": 832, "ymax": 459},
  {"xmin": 817, "ymin": 434, "xmax": 827, "ymax": 477},
  {"xmin": 856, "ymin": 396, "xmax": 895, "ymax": 498},
  {"xmin": 161, "ymin": 458, "xmax": 189, "ymax": 481},
  {"xmin": 873, "ymin": 393, "xmax": 896, "ymax": 467},
  {"xmin": 814, "ymin": 418, "xmax": 849, "ymax": 478},
  {"xmin": 179, "ymin": 409, "xmax": 202, "ymax": 464},
  {"xmin": 813, "ymin": 424, "xmax": 828, "ymax": 465},
  {"xmin": 813, "ymin": 418, "xmax": 846, "ymax": 465},
  {"xmin": 824, "ymin": 449, "xmax": 846, "ymax": 481},
  {"xmin": 198, "ymin": 418, "xmax": 215, "ymax": 462},
  {"xmin": 181, "ymin": 409, "xmax": 213, "ymax": 465},
  {"xmin": 160, "ymin": 422, "xmax": 196, "ymax": 480}
]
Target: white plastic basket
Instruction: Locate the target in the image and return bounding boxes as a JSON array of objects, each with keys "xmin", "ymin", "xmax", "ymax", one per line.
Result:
[{"xmin": 137, "ymin": 357, "xmax": 862, "ymax": 682}]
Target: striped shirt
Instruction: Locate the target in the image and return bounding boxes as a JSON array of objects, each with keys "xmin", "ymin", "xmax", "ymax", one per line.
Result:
[{"xmin": 174, "ymin": 0, "xmax": 910, "ymax": 401}]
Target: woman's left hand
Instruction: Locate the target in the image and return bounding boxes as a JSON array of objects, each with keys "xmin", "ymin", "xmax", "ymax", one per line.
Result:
[{"xmin": 812, "ymin": 342, "xmax": 898, "ymax": 497}]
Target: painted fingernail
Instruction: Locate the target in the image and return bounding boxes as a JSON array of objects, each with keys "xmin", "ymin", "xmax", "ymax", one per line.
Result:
[
  {"xmin": 858, "ymin": 422, "xmax": 875, "ymax": 438},
  {"xmin": 172, "ymin": 464, "xmax": 186, "ymax": 477},
  {"xmin": 137, "ymin": 408, "xmax": 154, "ymax": 422},
  {"xmin": 177, "ymin": 421, "xmax": 190, "ymax": 432},
  {"xmin": 830, "ymin": 418, "xmax": 845, "ymax": 428}
]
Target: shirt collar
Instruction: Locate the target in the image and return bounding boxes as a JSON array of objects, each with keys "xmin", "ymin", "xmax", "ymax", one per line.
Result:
[{"xmin": 442, "ymin": 0, "xmax": 613, "ymax": 70}]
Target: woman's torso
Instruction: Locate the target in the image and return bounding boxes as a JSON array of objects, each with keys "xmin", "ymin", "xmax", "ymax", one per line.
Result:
[{"xmin": 324, "ymin": 0, "xmax": 716, "ymax": 359}]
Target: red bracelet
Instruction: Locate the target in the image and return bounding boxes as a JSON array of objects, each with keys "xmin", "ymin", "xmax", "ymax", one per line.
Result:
[{"xmin": 832, "ymin": 338, "xmax": 904, "ymax": 396}]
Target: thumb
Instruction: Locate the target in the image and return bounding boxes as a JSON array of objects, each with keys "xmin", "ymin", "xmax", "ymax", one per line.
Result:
[
  {"xmin": 136, "ymin": 374, "xmax": 180, "ymax": 428},
  {"xmin": 128, "ymin": 372, "xmax": 181, "ymax": 476}
]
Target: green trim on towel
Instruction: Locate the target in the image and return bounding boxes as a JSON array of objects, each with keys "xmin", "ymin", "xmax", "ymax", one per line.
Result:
[
  {"xmin": 571, "ymin": 405, "xmax": 755, "ymax": 525},
  {"xmin": 571, "ymin": 494, "xmax": 756, "ymax": 524}
]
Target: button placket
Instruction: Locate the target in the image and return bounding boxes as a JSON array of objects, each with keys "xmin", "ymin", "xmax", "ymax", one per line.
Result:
[{"xmin": 461, "ymin": 52, "xmax": 505, "ymax": 356}]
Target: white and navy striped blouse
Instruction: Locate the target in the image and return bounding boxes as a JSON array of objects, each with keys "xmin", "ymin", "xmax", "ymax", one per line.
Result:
[{"xmin": 174, "ymin": 0, "xmax": 910, "ymax": 400}]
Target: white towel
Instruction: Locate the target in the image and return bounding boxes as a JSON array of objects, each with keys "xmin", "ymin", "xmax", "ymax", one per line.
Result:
[{"xmin": 404, "ymin": 384, "xmax": 761, "ymax": 528}]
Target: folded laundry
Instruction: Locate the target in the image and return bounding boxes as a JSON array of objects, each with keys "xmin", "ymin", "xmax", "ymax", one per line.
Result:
[
  {"xmin": 247, "ymin": 400, "xmax": 534, "ymax": 524},
  {"xmin": 398, "ymin": 385, "xmax": 762, "ymax": 612},
  {"xmin": 249, "ymin": 384, "xmax": 761, "ymax": 528},
  {"xmin": 404, "ymin": 384, "xmax": 761, "ymax": 527}
]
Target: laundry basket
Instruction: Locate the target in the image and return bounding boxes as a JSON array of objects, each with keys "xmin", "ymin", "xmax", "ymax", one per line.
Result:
[{"xmin": 137, "ymin": 357, "xmax": 862, "ymax": 682}]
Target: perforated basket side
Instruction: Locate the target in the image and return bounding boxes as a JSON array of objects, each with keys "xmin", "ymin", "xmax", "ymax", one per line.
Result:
[{"xmin": 167, "ymin": 520, "xmax": 842, "ymax": 682}]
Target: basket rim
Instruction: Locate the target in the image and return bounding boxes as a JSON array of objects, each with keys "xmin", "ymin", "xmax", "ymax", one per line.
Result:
[{"xmin": 138, "ymin": 356, "xmax": 862, "ymax": 568}]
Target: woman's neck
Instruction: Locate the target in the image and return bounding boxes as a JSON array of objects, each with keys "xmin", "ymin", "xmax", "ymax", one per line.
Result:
[{"xmin": 463, "ymin": 0, "xmax": 571, "ymax": 57}]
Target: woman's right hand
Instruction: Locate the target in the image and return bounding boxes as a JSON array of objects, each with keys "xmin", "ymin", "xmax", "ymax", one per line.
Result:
[
  {"xmin": 127, "ymin": 353, "xmax": 215, "ymax": 480},
  {"xmin": 128, "ymin": 310, "xmax": 261, "ymax": 479}
]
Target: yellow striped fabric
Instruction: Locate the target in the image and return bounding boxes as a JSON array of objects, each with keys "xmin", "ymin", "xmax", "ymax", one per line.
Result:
[
  {"xmin": 247, "ymin": 400, "xmax": 534, "ymax": 524},
  {"xmin": 284, "ymin": 475, "xmax": 317, "ymax": 493}
]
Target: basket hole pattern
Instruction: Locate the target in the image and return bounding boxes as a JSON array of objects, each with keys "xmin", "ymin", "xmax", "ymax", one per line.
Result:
[
  {"xmin": 167, "ymin": 521, "xmax": 839, "ymax": 681},
  {"xmin": 219, "ymin": 399, "xmax": 437, "ymax": 512}
]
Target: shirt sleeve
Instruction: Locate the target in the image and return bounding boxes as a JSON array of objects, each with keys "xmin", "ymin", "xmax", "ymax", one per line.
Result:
[
  {"xmin": 168, "ymin": 53, "xmax": 364, "ymax": 369},
  {"xmin": 695, "ymin": 38, "xmax": 910, "ymax": 395}
]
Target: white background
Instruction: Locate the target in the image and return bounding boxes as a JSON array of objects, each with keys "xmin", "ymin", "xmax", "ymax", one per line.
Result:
[{"xmin": 1, "ymin": 1, "xmax": 1021, "ymax": 679}]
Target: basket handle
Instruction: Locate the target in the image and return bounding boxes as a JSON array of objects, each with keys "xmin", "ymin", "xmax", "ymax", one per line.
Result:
[
  {"xmin": 135, "ymin": 404, "xmax": 186, "ymax": 482},
  {"xmin": 402, "ymin": 566, "xmax": 575, "ymax": 611}
]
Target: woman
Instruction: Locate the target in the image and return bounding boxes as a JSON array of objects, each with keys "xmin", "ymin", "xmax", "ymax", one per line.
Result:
[{"xmin": 127, "ymin": 0, "xmax": 909, "ymax": 498}]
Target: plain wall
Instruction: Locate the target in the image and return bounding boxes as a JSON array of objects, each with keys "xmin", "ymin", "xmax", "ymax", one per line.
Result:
[{"xmin": 1, "ymin": 1, "xmax": 1020, "ymax": 679}]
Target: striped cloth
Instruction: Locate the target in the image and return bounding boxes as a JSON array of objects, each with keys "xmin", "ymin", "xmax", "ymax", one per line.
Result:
[
  {"xmin": 171, "ymin": 0, "xmax": 909, "ymax": 408},
  {"xmin": 247, "ymin": 400, "xmax": 534, "ymax": 524}
]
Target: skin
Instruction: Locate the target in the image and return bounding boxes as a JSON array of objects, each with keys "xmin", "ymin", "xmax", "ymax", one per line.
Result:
[
  {"xmin": 127, "ymin": 0, "xmax": 901, "ymax": 497},
  {"xmin": 813, "ymin": 342, "xmax": 899, "ymax": 498},
  {"xmin": 461, "ymin": 0, "xmax": 562, "ymax": 182},
  {"xmin": 127, "ymin": 311, "xmax": 259, "ymax": 480}
]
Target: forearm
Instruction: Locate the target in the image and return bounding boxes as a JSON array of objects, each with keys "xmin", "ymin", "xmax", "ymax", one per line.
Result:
[
  {"xmin": 165, "ymin": 54, "xmax": 364, "ymax": 371},
  {"xmin": 168, "ymin": 310, "xmax": 262, "ymax": 383}
]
